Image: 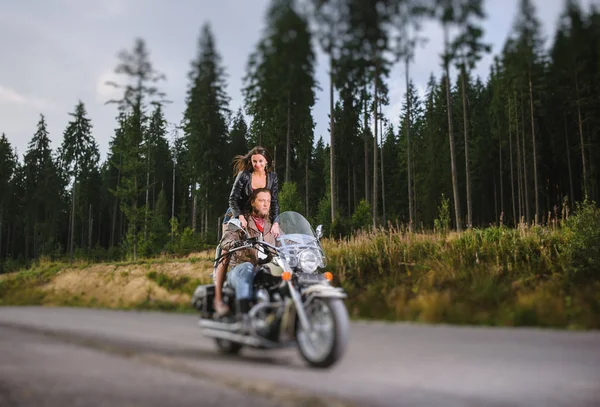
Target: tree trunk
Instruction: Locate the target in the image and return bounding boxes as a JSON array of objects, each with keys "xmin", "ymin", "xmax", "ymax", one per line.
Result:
[
  {"xmin": 575, "ymin": 79, "xmax": 588, "ymax": 199},
  {"xmin": 10, "ymin": 220, "xmax": 16, "ymax": 259},
  {"xmin": 494, "ymin": 173, "xmax": 498, "ymax": 224},
  {"xmin": 145, "ymin": 146, "xmax": 150, "ymax": 239},
  {"xmin": 305, "ymin": 152, "xmax": 309, "ymax": 216},
  {"xmin": 528, "ymin": 72, "xmax": 539, "ymax": 224},
  {"xmin": 286, "ymin": 91, "xmax": 291, "ymax": 184},
  {"xmin": 97, "ymin": 207, "xmax": 102, "ymax": 248},
  {"xmin": 111, "ymin": 152, "xmax": 122, "ymax": 248},
  {"xmin": 329, "ymin": 64, "xmax": 336, "ymax": 220},
  {"xmin": 353, "ymin": 159, "xmax": 357, "ymax": 211},
  {"xmin": 514, "ymin": 91, "xmax": 523, "ymax": 222},
  {"xmin": 508, "ymin": 97, "xmax": 516, "ymax": 226},
  {"xmin": 380, "ymin": 105, "xmax": 386, "ymax": 225},
  {"xmin": 499, "ymin": 107, "xmax": 504, "ymax": 222},
  {"xmin": 405, "ymin": 57, "xmax": 413, "ymax": 231},
  {"xmin": 192, "ymin": 183, "xmax": 197, "ymax": 232},
  {"xmin": 119, "ymin": 202, "xmax": 124, "ymax": 244},
  {"xmin": 171, "ymin": 160, "xmax": 176, "ymax": 242},
  {"xmin": 69, "ymin": 180, "xmax": 76, "ymax": 264},
  {"xmin": 444, "ymin": 25, "xmax": 462, "ymax": 231},
  {"xmin": 372, "ymin": 58, "xmax": 379, "ymax": 227},
  {"xmin": 564, "ymin": 114, "xmax": 575, "ymax": 208},
  {"xmin": 133, "ymin": 175, "xmax": 138, "ymax": 261},
  {"xmin": 4, "ymin": 218, "xmax": 9, "ymax": 259},
  {"xmin": 521, "ymin": 96, "xmax": 530, "ymax": 223},
  {"xmin": 5, "ymin": 220, "xmax": 10, "ymax": 259},
  {"xmin": 0, "ymin": 205, "xmax": 3, "ymax": 261},
  {"xmin": 88, "ymin": 204, "xmax": 93, "ymax": 255},
  {"xmin": 461, "ymin": 68, "xmax": 472, "ymax": 228},
  {"xmin": 204, "ymin": 188, "xmax": 208, "ymax": 240},
  {"xmin": 364, "ymin": 94, "xmax": 369, "ymax": 203},
  {"xmin": 347, "ymin": 163, "xmax": 352, "ymax": 216},
  {"xmin": 413, "ymin": 147, "xmax": 418, "ymax": 227}
]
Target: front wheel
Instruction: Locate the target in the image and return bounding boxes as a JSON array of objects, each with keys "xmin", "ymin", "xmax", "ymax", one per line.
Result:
[
  {"xmin": 214, "ymin": 338, "xmax": 243, "ymax": 355},
  {"xmin": 296, "ymin": 297, "xmax": 350, "ymax": 368}
]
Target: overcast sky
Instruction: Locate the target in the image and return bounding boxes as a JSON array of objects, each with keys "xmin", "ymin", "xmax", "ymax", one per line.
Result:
[{"xmin": 1, "ymin": 0, "xmax": 597, "ymax": 163}]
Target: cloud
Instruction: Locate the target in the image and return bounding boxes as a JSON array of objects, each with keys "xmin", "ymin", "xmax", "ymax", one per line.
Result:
[
  {"xmin": 0, "ymin": 85, "xmax": 52, "ymax": 110},
  {"xmin": 59, "ymin": 0, "xmax": 133, "ymax": 18},
  {"xmin": 103, "ymin": 0, "xmax": 129, "ymax": 16},
  {"xmin": 95, "ymin": 69, "xmax": 125, "ymax": 104},
  {"xmin": 0, "ymin": 85, "xmax": 27, "ymax": 105}
]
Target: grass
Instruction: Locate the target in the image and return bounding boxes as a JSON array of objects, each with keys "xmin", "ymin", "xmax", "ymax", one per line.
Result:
[
  {"xmin": 0, "ymin": 253, "xmax": 214, "ymax": 312},
  {"xmin": 321, "ymin": 215, "xmax": 600, "ymax": 329},
  {"xmin": 2, "ymin": 202, "xmax": 599, "ymax": 329}
]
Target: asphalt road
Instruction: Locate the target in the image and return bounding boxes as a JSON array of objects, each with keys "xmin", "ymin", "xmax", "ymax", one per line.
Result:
[{"xmin": 0, "ymin": 306, "xmax": 599, "ymax": 407}]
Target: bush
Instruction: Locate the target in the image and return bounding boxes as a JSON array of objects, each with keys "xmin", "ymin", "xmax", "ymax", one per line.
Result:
[
  {"xmin": 278, "ymin": 181, "xmax": 303, "ymax": 213},
  {"xmin": 561, "ymin": 200, "xmax": 600, "ymax": 281},
  {"xmin": 351, "ymin": 199, "xmax": 372, "ymax": 231},
  {"xmin": 434, "ymin": 193, "xmax": 451, "ymax": 236}
]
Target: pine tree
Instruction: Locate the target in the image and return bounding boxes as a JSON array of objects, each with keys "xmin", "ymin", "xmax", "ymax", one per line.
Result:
[
  {"xmin": 391, "ymin": 0, "xmax": 429, "ymax": 230},
  {"xmin": 0, "ymin": 134, "xmax": 16, "ymax": 261},
  {"xmin": 229, "ymin": 108, "xmax": 248, "ymax": 158},
  {"xmin": 104, "ymin": 38, "xmax": 169, "ymax": 259},
  {"xmin": 243, "ymin": 0, "xmax": 317, "ymax": 191},
  {"xmin": 450, "ymin": 0, "xmax": 491, "ymax": 228},
  {"xmin": 183, "ymin": 22, "xmax": 231, "ymax": 238},
  {"xmin": 59, "ymin": 100, "xmax": 99, "ymax": 262},
  {"xmin": 23, "ymin": 115, "xmax": 65, "ymax": 258}
]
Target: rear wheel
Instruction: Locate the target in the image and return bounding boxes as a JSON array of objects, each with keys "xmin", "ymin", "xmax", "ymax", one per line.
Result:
[{"xmin": 296, "ymin": 297, "xmax": 349, "ymax": 368}]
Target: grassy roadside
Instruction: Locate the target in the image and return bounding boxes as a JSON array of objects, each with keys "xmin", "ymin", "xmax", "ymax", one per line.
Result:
[
  {"xmin": 321, "ymin": 201, "xmax": 600, "ymax": 329},
  {"xmin": 324, "ymin": 226, "xmax": 599, "ymax": 329},
  {"xmin": 0, "ymin": 252, "xmax": 215, "ymax": 312},
  {"xmin": 2, "ymin": 202, "xmax": 599, "ymax": 329}
]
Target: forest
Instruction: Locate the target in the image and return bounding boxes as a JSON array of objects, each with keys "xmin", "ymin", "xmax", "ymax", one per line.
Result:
[{"xmin": 1, "ymin": 0, "xmax": 599, "ymax": 268}]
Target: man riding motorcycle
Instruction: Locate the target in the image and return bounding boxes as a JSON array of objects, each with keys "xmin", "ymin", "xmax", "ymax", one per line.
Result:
[{"xmin": 216, "ymin": 187, "xmax": 277, "ymax": 327}]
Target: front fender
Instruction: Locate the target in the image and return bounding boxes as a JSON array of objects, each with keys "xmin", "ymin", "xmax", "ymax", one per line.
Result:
[
  {"xmin": 279, "ymin": 283, "xmax": 347, "ymax": 341},
  {"xmin": 302, "ymin": 283, "xmax": 347, "ymax": 299}
]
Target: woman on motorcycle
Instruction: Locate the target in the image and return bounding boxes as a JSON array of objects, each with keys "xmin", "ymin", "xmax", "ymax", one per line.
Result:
[{"xmin": 214, "ymin": 146, "xmax": 281, "ymax": 316}]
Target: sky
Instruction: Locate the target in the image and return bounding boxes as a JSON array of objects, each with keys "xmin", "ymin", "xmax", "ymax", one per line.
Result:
[{"xmin": 1, "ymin": 0, "xmax": 598, "ymax": 164}]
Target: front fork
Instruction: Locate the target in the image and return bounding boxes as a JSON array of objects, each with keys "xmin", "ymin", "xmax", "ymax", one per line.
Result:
[{"xmin": 287, "ymin": 280, "xmax": 312, "ymax": 332}]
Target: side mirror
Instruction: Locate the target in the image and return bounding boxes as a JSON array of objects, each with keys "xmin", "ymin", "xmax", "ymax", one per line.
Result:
[
  {"xmin": 315, "ymin": 224, "xmax": 323, "ymax": 239},
  {"xmin": 227, "ymin": 218, "xmax": 243, "ymax": 232}
]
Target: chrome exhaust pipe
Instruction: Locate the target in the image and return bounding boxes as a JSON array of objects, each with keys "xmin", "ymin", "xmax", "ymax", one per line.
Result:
[
  {"xmin": 202, "ymin": 328, "xmax": 263, "ymax": 347},
  {"xmin": 198, "ymin": 319, "xmax": 241, "ymax": 331}
]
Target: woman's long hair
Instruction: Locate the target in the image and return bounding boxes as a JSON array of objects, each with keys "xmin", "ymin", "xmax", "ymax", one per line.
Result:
[{"xmin": 232, "ymin": 146, "xmax": 273, "ymax": 176}]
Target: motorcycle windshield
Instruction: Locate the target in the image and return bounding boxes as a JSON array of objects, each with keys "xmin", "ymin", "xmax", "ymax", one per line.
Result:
[
  {"xmin": 276, "ymin": 211, "xmax": 326, "ymax": 268},
  {"xmin": 278, "ymin": 211, "xmax": 316, "ymax": 237}
]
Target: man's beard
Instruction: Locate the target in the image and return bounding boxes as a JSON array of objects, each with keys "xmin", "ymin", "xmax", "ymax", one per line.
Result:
[{"xmin": 251, "ymin": 207, "xmax": 269, "ymax": 219}]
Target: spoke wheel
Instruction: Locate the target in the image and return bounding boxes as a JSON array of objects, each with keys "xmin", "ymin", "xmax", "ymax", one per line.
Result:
[{"xmin": 296, "ymin": 297, "xmax": 349, "ymax": 368}]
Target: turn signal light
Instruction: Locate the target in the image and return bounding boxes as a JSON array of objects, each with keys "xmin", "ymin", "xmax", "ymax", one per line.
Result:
[
  {"xmin": 324, "ymin": 272, "xmax": 333, "ymax": 281},
  {"xmin": 282, "ymin": 271, "xmax": 292, "ymax": 281}
]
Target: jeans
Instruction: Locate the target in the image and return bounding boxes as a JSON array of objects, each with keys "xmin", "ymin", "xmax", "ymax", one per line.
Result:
[
  {"xmin": 226, "ymin": 262, "xmax": 255, "ymax": 300},
  {"xmin": 222, "ymin": 207, "xmax": 233, "ymax": 224}
]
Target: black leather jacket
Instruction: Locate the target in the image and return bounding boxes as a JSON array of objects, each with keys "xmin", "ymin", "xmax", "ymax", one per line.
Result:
[{"xmin": 228, "ymin": 170, "xmax": 280, "ymax": 223}]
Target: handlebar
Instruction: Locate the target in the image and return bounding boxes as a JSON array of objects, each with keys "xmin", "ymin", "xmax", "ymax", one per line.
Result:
[{"xmin": 214, "ymin": 237, "xmax": 279, "ymax": 264}]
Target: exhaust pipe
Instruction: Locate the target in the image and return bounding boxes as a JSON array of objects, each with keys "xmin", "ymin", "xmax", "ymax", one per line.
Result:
[
  {"xmin": 201, "ymin": 328, "xmax": 264, "ymax": 347},
  {"xmin": 198, "ymin": 319, "xmax": 242, "ymax": 331}
]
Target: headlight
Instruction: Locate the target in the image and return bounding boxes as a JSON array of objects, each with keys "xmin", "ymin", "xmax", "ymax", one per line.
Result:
[{"xmin": 298, "ymin": 249, "xmax": 319, "ymax": 273}]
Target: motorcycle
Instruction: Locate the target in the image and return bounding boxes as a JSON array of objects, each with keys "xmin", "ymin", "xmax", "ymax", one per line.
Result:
[{"xmin": 191, "ymin": 211, "xmax": 350, "ymax": 368}]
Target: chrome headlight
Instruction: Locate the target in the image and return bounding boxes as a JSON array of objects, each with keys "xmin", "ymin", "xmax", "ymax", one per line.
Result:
[{"xmin": 298, "ymin": 249, "xmax": 319, "ymax": 273}]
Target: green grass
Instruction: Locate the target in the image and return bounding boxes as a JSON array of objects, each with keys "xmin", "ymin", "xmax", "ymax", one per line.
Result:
[
  {"xmin": 0, "ymin": 253, "xmax": 212, "ymax": 311},
  {"xmin": 321, "ymin": 203, "xmax": 600, "ymax": 329},
  {"xmin": 2, "ymin": 202, "xmax": 599, "ymax": 329}
]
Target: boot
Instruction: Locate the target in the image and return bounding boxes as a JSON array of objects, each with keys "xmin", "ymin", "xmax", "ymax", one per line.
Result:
[
  {"xmin": 237, "ymin": 299, "xmax": 251, "ymax": 333},
  {"xmin": 213, "ymin": 298, "xmax": 230, "ymax": 318}
]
